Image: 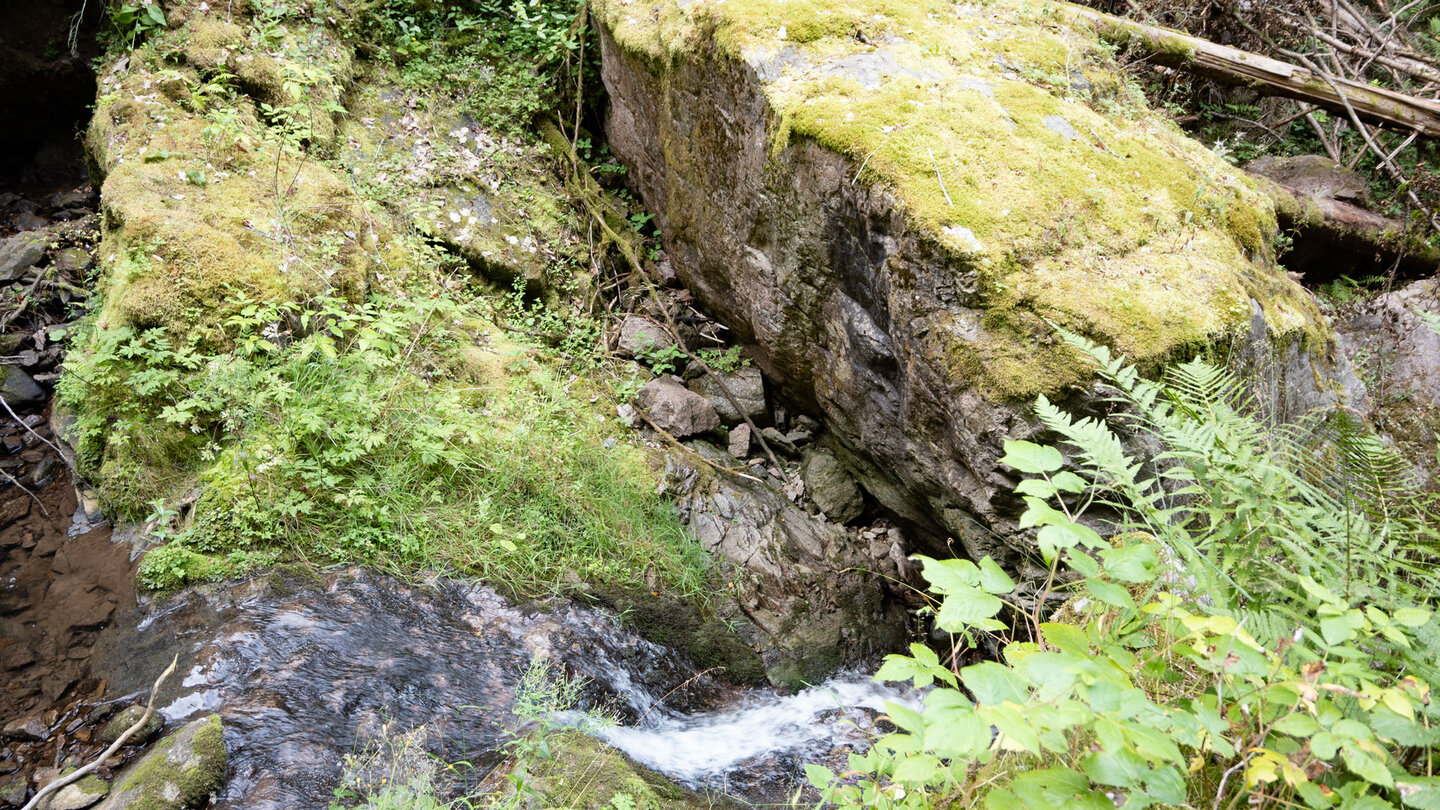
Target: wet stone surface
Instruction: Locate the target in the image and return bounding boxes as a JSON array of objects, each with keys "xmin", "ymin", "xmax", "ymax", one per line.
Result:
[{"xmin": 89, "ymin": 569, "xmax": 737, "ymax": 809}]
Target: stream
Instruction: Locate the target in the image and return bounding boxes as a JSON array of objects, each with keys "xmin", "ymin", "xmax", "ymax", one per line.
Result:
[{"xmin": 87, "ymin": 566, "xmax": 916, "ymax": 807}]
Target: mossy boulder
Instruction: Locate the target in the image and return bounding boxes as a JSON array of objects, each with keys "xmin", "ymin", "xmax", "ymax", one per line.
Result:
[
  {"xmin": 99, "ymin": 705, "xmax": 163, "ymax": 744},
  {"xmin": 95, "ymin": 715, "xmax": 227, "ymax": 810},
  {"xmin": 592, "ymin": 0, "xmax": 1354, "ymax": 559},
  {"xmin": 519, "ymin": 731, "xmax": 727, "ymax": 809},
  {"xmin": 41, "ymin": 774, "xmax": 110, "ymax": 810}
]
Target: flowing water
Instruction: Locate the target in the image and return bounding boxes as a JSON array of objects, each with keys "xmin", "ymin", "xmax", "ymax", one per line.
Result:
[{"xmin": 88, "ymin": 567, "xmax": 917, "ymax": 807}]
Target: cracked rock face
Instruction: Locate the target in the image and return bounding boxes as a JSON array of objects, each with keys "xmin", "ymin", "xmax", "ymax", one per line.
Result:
[
  {"xmin": 661, "ymin": 442, "xmax": 907, "ymax": 688},
  {"xmin": 594, "ymin": 0, "xmax": 1354, "ymax": 561}
]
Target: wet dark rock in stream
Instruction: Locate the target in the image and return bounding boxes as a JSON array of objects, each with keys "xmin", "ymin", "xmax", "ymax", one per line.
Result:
[{"xmin": 85, "ymin": 568, "xmax": 916, "ymax": 808}]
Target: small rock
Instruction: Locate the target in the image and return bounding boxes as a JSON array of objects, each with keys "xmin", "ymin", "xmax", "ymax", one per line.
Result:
[
  {"xmin": 801, "ymin": 451, "xmax": 865, "ymax": 524},
  {"xmin": 728, "ymin": 423, "xmax": 752, "ymax": 458},
  {"xmin": 0, "ymin": 232, "xmax": 47, "ymax": 282},
  {"xmin": 0, "ymin": 643, "xmax": 36, "ymax": 671},
  {"xmin": 41, "ymin": 775, "xmax": 110, "ymax": 810},
  {"xmin": 1, "ymin": 367, "xmax": 46, "ymax": 410},
  {"xmin": 47, "ymin": 189, "xmax": 91, "ymax": 210},
  {"xmin": 27, "ymin": 457, "xmax": 55, "ymax": 487},
  {"xmin": 784, "ymin": 429, "xmax": 813, "ymax": 446},
  {"xmin": 99, "ymin": 706, "xmax": 161, "ymax": 745},
  {"xmin": 759, "ymin": 426, "xmax": 797, "ymax": 456},
  {"xmin": 687, "ymin": 365, "xmax": 766, "ymax": 426},
  {"xmin": 0, "ymin": 778, "xmax": 27, "ymax": 807},
  {"xmin": 11, "ymin": 213, "xmax": 49, "ymax": 232},
  {"xmin": 615, "ymin": 403, "xmax": 639, "ymax": 428},
  {"xmin": 616, "ymin": 315, "xmax": 672, "ymax": 357},
  {"xmin": 50, "ymin": 248, "xmax": 91, "ymax": 275},
  {"xmin": 635, "ymin": 377, "xmax": 719, "ymax": 438},
  {"xmin": 3, "ymin": 715, "xmax": 48, "ymax": 741}
]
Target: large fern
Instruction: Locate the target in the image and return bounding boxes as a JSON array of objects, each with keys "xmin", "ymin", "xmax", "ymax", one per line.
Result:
[{"xmin": 1046, "ymin": 330, "xmax": 1440, "ymax": 682}]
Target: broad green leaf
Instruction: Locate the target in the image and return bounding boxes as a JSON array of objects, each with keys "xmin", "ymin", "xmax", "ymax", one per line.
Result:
[
  {"xmin": 924, "ymin": 699, "xmax": 993, "ymax": 758},
  {"xmin": 1394, "ymin": 608, "xmax": 1432, "ymax": 628},
  {"xmin": 917, "ymin": 556, "xmax": 979, "ymax": 595},
  {"xmin": 936, "ymin": 585, "xmax": 1004, "ymax": 630},
  {"xmin": 1000, "ymin": 440, "xmax": 1063, "ymax": 474},
  {"xmin": 885, "ymin": 701, "xmax": 925, "ymax": 735},
  {"xmin": 1064, "ymin": 548, "xmax": 1101, "ymax": 577},
  {"xmin": 1272, "ymin": 712, "xmax": 1320, "ymax": 737},
  {"xmin": 1320, "ymin": 612, "xmax": 1363, "ymax": 646},
  {"xmin": 1040, "ymin": 622, "xmax": 1091, "ymax": 655},
  {"xmin": 961, "ymin": 661, "xmax": 1029, "ymax": 705},
  {"xmin": 1052, "ymin": 471, "xmax": 1087, "ymax": 493},
  {"xmin": 977, "ymin": 556, "xmax": 1016, "ymax": 594},
  {"xmin": 1397, "ymin": 776, "xmax": 1440, "ymax": 809},
  {"xmin": 1144, "ymin": 764, "xmax": 1187, "ymax": 805},
  {"xmin": 1020, "ymin": 497, "xmax": 1069, "ymax": 530},
  {"xmin": 891, "ymin": 752, "xmax": 944, "ymax": 785},
  {"xmin": 982, "ymin": 702, "xmax": 1040, "ymax": 754},
  {"xmin": 1016, "ymin": 478, "xmax": 1058, "ymax": 499},
  {"xmin": 997, "ymin": 766, "xmax": 1113, "ymax": 810},
  {"xmin": 1342, "ymin": 745, "xmax": 1394, "ymax": 788},
  {"xmin": 804, "ymin": 763, "xmax": 834, "ymax": 791},
  {"xmin": 1080, "ymin": 748, "xmax": 1144, "ymax": 788},
  {"xmin": 1087, "ymin": 579, "xmax": 1136, "ymax": 609},
  {"xmin": 1100, "ymin": 543, "xmax": 1158, "ymax": 583},
  {"xmin": 874, "ymin": 648, "xmax": 956, "ymax": 688}
]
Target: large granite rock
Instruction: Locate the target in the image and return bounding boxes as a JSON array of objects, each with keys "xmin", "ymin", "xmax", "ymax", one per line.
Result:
[
  {"xmin": 662, "ymin": 442, "xmax": 907, "ymax": 688},
  {"xmin": 594, "ymin": 0, "xmax": 1351, "ymax": 561},
  {"xmin": 687, "ymin": 365, "xmax": 766, "ymax": 425}
]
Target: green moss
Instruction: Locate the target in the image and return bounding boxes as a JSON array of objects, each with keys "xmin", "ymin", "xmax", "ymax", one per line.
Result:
[
  {"xmin": 591, "ymin": 587, "xmax": 766, "ymax": 685},
  {"xmin": 525, "ymin": 731, "xmax": 725, "ymax": 809},
  {"xmin": 137, "ymin": 545, "xmax": 239, "ymax": 591},
  {"xmin": 593, "ymin": 0, "xmax": 1327, "ymax": 400}
]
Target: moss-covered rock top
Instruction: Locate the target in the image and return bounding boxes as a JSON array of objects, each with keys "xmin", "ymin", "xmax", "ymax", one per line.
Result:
[{"xmin": 595, "ymin": 0, "xmax": 1324, "ymax": 396}]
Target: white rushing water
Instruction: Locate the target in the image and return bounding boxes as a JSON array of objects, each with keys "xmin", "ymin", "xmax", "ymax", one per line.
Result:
[{"xmin": 588, "ymin": 673, "xmax": 924, "ymax": 783}]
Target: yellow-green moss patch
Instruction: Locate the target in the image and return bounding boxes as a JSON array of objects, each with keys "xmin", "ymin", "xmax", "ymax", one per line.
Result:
[{"xmin": 593, "ymin": 0, "xmax": 1327, "ymax": 397}]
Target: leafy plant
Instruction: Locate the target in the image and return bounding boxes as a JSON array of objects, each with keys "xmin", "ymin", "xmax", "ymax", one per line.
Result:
[
  {"xmin": 62, "ymin": 283, "xmax": 709, "ymax": 598},
  {"xmin": 696, "ymin": 346, "xmax": 748, "ymax": 374},
  {"xmin": 108, "ymin": 2, "xmax": 166, "ymax": 49},
  {"xmin": 810, "ymin": 333, "xmax": 1440, "ymax": 809}
]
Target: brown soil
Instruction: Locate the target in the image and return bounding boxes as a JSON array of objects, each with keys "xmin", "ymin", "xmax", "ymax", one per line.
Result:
[{"xmin": 0, "ymin": 411, "xmax": 141, "ymax": 801}]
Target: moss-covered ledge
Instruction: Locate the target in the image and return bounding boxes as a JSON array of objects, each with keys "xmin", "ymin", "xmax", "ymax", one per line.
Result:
[
  {"xmin": 591, "ymin": 0, "xmax": 1349, "ymax": 558},
  {"xmin": 596, "ymin": 0, "xmax": 1326, "ymax": 395}
]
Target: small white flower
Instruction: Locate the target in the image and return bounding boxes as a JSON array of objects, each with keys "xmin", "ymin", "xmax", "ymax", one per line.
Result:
[{"xmin": 449, "ymin": 211, "xmax": 461, "ymax": 223}]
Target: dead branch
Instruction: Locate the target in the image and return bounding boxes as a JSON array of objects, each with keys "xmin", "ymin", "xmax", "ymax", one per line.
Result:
[
  {"xmin": 21, "ymin": 655, "xmax": 180, "ymax": 810},
  {"xmin": 1066, "ymin": 4, "xmax": 1440, "ymax": 136}
]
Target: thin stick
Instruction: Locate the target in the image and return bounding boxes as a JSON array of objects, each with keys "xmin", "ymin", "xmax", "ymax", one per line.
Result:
[
  {"xmin": 0, "ymin": 467, "xmax": 47, "ymax": 517},
  {"xmin": 22, "ymin": 655, "xmax": 180, "ymax": 810},
  {"xmin": 0, "ymin": 395, "xmax": 69, "ymax": 468},
  {"xmin": 928, "ymin": 148, "xmax": 953, "ymax": 207}
]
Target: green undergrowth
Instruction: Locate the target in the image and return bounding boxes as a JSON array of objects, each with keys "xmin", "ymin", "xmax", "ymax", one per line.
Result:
[
  {"xmin": 68, "ymin": 0, "xmax": 712, "ymax": 598},
  {"xmin": 62, "ymin": 275, "xmax": 708, "ymax": 597},
  {"xmin": 812, "ymin": 334, "xmax": 1440, "ymax": 809}
]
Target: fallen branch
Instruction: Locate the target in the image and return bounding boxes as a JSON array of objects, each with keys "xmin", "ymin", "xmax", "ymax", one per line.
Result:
[
  {"xmin": 1065, "ymin": 4, "xmax": 1440, "ymax": 137},
  {"xmin": 22, "ymin": 654, "xmax": 179, "ymax": 810}
]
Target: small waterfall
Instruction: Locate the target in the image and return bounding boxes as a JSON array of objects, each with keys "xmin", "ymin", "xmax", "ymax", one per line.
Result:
[
  {"xmin": 587, "ymin": 674, "xmax": 920, "ymax": 792},
  {"xmin": 87, "ymin": 568, "xmax": 916, "ymax": 807}
]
